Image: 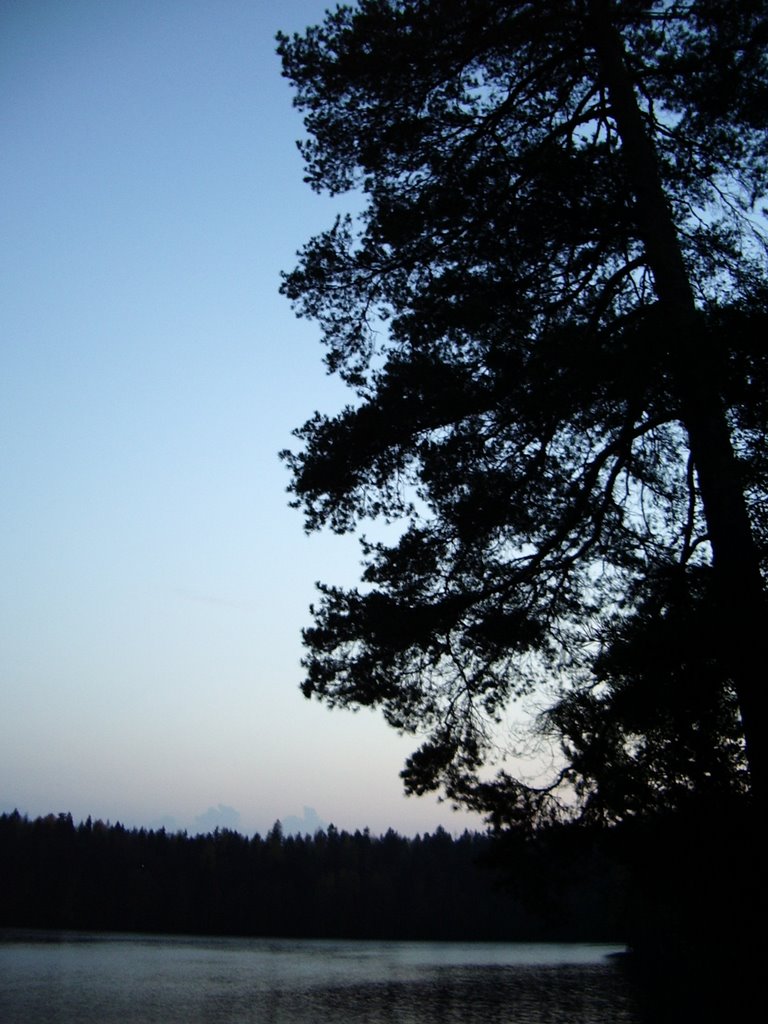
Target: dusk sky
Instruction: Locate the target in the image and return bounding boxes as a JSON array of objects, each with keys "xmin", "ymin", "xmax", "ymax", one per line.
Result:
[{"xmin": 0, "ymin": 0, "xmax": 492, "ymax": 837}]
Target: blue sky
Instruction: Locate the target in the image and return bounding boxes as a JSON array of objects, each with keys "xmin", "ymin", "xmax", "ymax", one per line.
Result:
[{"xmin": 0, "ymin": 0, "xmax": 484, "ymax": 836}]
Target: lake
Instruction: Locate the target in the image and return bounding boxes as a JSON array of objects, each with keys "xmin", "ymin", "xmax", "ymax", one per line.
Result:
[
  {"xmin": 0, "ymin": 933, "xmax": 643, "ymax": 1019},
  {"xmin": 0, "ymin": 931, "xmax": 643, "ymax": 1023}
]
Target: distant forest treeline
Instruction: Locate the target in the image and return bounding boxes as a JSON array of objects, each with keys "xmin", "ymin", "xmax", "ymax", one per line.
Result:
[{"xmin": 0, "ymin": 811, "xmax": 626, "ymax": 941}]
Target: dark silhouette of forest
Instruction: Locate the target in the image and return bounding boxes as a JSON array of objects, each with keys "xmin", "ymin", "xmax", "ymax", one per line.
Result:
[{"xmin": 0, "ymin": 810, "xmax": 627, "ymax": 941}]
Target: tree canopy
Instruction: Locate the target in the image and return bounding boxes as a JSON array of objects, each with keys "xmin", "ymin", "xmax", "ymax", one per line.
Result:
[{"xmin": 278, "ymin": 0, "xmax": 768, "ymax": 825}]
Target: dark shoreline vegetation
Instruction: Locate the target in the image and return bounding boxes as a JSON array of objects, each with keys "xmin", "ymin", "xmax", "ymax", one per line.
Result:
[
  {"xmin": 2, "ymin": 805, "xmax": 759, "ymax": 954},
  {"xmin": 0, "ymin": 809, "xmax": 628, "ymax": 942}
]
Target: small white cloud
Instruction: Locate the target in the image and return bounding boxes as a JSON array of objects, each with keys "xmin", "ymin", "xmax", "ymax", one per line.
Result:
[
  {"xmin": 194, "ymin": 803, "xmax": 241, "ymax": 834},
  {"xmin": 282, "ymin": 805, "xmax": 326, "ymax": 836}
]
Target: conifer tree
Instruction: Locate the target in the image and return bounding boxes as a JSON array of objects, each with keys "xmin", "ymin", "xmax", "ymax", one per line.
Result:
[{"xmin": 278, "ymin": 0, "xmax": 768, "ymax": 822}]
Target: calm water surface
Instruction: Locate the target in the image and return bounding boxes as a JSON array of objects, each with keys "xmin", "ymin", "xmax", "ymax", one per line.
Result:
[{"xmin": 0, "ymin": 931, "xmax": 641, "ymax": 1023}]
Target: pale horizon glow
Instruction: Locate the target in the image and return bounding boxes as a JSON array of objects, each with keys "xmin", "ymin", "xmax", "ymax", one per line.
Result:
[{"xmin": 0, "ymin": 0, "xmax": 490, "ymax": 837}]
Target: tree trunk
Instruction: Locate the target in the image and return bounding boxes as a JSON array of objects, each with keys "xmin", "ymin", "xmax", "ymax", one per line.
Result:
[{"xmin": 589, "ymin": 0, "xmax": 767, "ymax": 806}]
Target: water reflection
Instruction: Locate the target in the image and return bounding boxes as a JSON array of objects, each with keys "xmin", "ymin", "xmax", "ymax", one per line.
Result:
[
  {"xmin": 0, "ymin": 932, "xmax": 641, "ymax": 1023},
  {"xmin": 289, "ymin": 966, "xmax": 638, "ymax": 1023}
]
